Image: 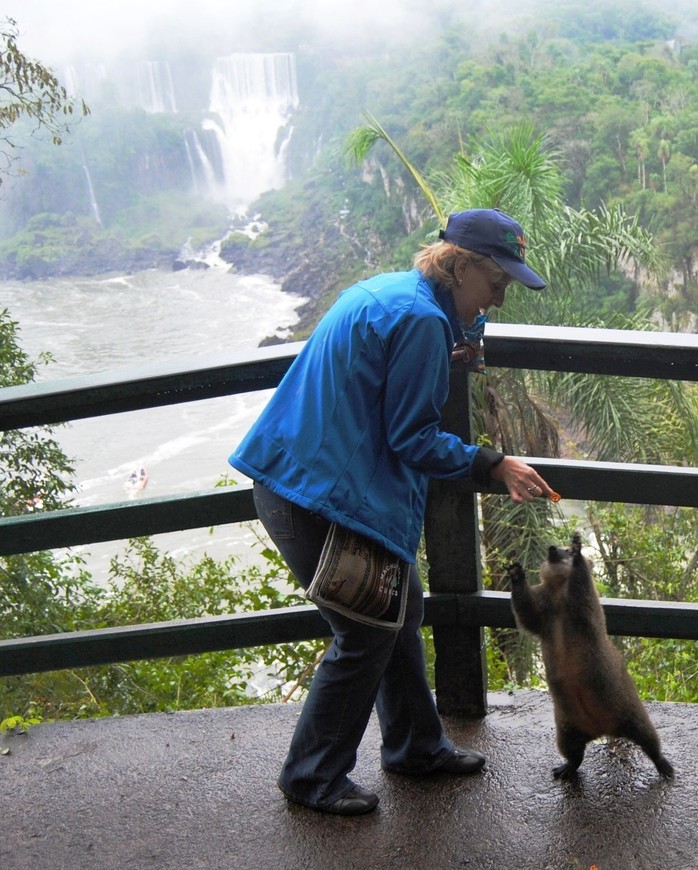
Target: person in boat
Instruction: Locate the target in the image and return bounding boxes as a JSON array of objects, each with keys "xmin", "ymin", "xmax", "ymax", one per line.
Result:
[{"xmin": 125, "ymin": 466, "xmax": 148, "ymax": 491}]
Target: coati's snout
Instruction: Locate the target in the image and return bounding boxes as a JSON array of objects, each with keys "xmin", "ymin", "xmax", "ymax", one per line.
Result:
[
  {"xmin": 540, "ymin": 542, "xmax": 574, "ymax": 583},
  {"xmin": 547, "ymin": 544, "xmax": 565, "ymax": 563},
  {"xmin": 543, "ymin": 533, "xmax": 584, "ymax": 573}
]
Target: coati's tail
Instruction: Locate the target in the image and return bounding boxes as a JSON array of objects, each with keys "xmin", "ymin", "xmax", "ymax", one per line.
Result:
[{"xmin": 655, "ymin": 755, "xmax": 675, "ymax": 778}]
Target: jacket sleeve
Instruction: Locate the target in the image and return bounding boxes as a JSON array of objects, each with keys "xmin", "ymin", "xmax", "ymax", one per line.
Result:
[{"xmin": 382, "ymin": 312, "xmax": 504, "ymax": 482}]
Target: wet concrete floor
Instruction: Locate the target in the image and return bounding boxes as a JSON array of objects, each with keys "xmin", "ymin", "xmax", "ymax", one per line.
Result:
[{"xmin": 2, "ymin": 690, "xmax": 696, "ymax": 870}]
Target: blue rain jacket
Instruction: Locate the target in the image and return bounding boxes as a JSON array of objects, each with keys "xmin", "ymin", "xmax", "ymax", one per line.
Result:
[{"xmin": 228, "ymin": 269, "xmax": 497, "ymax": 563}]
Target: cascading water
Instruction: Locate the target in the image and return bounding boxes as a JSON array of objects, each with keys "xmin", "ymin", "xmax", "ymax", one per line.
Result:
[
  {"xmin": 62, "ymin": 63, "xmax": 108, "ymax": 102},
  {"xmin": 198, "ymin": 52, "xmax": 299, "ymax": 208},
  {"xmin": 184, "ymin": 128, "xmax": 224, "ymax": 195},
  {"xmin": 137, "ymin": 61, "xmax": 178, "ymax": 114},
  {"xmin": 62, "ymin": 53, "xmax": 298, "ymax": 214},
  {"xmin": 82, "ymin": 163, "xmax": 102, "ymax": 226}
]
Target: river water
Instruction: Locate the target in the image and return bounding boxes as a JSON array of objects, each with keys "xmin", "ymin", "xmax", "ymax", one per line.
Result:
[{"xmin": 2, "ymin": 265, "xmax": 306, "ymax": 582}]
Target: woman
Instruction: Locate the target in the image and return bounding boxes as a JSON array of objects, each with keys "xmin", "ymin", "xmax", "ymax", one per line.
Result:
[{"xmin": 229, "ymin": 208, "xmax": 554, "ymax": 815}]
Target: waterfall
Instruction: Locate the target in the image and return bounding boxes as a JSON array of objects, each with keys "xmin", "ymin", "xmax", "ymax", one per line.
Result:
[
  {"xmin": 200, "ymin": 53, "xmax": 299, "ymax": 208},
  {"xmin": 82, "ymin": 163, "xmax": 102, "ymax": 226},
  {"xmin": 63, "ymin": 60, "xmax": 177, "ymax": 113},
  {"xmin": 184, "ymin": 128, "xmax": 224, "ymax": 195},
  {"xmin": 136, "ymin": 61, "xmax": 178, "ymax": 114},
  {"xmin": 184, "ymin": 134, "xmax": 202, "ymax": 196},
  {"xmin": 62, "ymin": 63, "xmax": 108, "ymax": 102},
  {"xmin": 59, "ymin": 53, "xmax": 299, "ymax": 220}
]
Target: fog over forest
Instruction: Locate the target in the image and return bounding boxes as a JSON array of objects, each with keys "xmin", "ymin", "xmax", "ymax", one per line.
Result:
[
  {"xmin": 10, "ymin": 0, "xmax": 696, "ymax": 72},
  {"xmin": 11, "ymin": 0, "xmax": 457, "ymax": 64}
]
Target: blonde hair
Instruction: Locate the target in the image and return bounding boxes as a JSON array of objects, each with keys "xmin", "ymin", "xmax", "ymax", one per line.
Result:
[{"xmin": 414, "ymin": 241, "xmax": 509, "ymax": 290}]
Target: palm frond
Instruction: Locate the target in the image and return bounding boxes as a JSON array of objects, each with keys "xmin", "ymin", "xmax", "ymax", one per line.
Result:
[
  {"xmin": 436, "ymin": 122, "xmax": 564, "ymax": 224},
  {"xmin": 543, "ymin": 369, "xmax": 698, "ymax": 465},
  {"xmin": 535, "ymin": 202, "xmax": 667, "ymax": 296},
  {"xmin": 344, "ymin": 111, "xmax": 445, "ymax": 224}
]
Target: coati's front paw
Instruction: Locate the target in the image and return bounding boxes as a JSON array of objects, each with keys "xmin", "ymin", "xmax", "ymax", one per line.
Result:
[
  {"xmin": 506, "ymin": 562, "xmax": 526, "ymax": 586},
  {"xmin": 552, "ymin": 761, "xmax": 579, "ymax": 780}
]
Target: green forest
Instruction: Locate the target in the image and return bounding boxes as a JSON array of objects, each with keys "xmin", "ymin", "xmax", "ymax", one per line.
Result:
[{"xmin": 1, "ymin": 0, "xmax": 697, "ymax": 725}]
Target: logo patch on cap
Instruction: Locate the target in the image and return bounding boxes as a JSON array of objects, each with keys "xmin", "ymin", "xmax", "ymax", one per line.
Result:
[{"xmin": 505, "ymin": 230, "xmax": 527, "ymax": 261}]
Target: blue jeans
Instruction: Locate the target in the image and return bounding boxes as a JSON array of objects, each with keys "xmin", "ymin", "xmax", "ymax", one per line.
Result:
[{"xmin": 253, "ymin": 482, "xmax": 455, "ymax": 809}]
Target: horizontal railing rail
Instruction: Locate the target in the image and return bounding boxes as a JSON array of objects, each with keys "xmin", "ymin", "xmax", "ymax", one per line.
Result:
[
  {"xmin": 1, "ymin": 458, "xmax": 696, "ymax": 558},
  {"xmin": 1, "ymin": 325, "xmax": 697, "ymax": 694},
  {"xmin": 0, "ymin": 595, "xmax": 459, "ymax": 677},
  {"xmin": 2, "ymin": 590, "xmax": 695, "ymax": 678},
  {"xmin": 2, "ymin": 325, "xmax": 696, "ymax": 431}
]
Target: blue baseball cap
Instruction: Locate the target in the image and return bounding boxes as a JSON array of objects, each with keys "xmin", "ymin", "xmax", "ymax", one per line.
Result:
[{"xmin": 438, "ymin": 208, "xmax": 546, "ymax": 290}]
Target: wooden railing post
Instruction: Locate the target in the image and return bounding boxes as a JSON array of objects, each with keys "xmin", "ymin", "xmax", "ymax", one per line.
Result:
[{"xmin": 424, "ymin": 367, "xmax": 487, "ymax": 719}]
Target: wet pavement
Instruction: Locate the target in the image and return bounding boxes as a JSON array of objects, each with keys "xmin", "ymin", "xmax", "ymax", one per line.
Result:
[{"xmin": 2, "ymin": 690, "xmax": 696, "ymax": 870}]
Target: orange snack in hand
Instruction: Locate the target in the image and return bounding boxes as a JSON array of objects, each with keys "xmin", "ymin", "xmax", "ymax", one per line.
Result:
[{"xmin": 549, "ymin": 491, "xmax": 561, "ymax": 503}]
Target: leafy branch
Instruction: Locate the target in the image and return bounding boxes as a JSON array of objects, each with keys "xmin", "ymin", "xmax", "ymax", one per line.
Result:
[{"xmin": 0, "ymin": 17, "xmax": 89, "ymax": 182}]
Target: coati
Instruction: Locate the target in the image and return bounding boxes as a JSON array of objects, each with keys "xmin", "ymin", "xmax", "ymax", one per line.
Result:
[{"xmin": 508, "ymin": 532, "xmax": 674, "ymax": 780}]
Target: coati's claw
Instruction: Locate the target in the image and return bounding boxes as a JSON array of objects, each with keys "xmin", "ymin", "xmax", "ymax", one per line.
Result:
[{"xmin": 506, "ymin": 562, "xmax": 525, "ymax": 585}]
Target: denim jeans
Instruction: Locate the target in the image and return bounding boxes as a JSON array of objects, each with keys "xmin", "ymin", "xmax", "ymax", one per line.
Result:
[{"xmin": 252, "ymin": 482, "xmax": 455, "ymax": 810}]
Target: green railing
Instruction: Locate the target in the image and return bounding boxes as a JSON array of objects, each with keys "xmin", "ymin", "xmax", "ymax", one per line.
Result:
[{"xmin": 1, "ymin": 324, "xmax": 697, "ymax": 717}]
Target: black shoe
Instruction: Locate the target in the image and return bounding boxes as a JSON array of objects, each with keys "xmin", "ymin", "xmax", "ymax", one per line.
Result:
[
  {"xmin": 281, "ymin": 783, "xmax": 379, "ymax": 816},
  {"xmin": 435, "ymin": 747, "xmax": 486, "ymax": 775},
  {"xmin": 382, "ymin": 746, "xmax": 487, "ymax": 777},
  {"xmin": 323, "ymin": 785, "xmax": 379, "ymax": 816}
]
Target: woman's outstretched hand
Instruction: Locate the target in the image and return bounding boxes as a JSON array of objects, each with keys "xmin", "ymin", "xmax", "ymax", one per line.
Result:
[{"xmin": 490, "ymin": 456, "xmax": 557, "ymax": 504}]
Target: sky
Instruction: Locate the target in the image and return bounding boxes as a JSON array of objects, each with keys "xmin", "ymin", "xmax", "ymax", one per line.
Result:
[
  {"xmin": 8, "ymin": 1, "xmax": 261, "ymax": 62},
  {"xmin": 6, "ymin": 0, "xmax": 452, "ymax": 68}
]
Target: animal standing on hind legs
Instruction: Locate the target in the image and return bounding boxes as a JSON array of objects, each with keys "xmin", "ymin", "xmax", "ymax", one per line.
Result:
[{"xmin": 508, "ymin": 532, "xmax": 674, "ymax": 780}]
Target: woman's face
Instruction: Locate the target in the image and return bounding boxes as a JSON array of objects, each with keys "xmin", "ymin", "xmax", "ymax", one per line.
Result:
[{"xmin": 452, "ymin": 260, "xmax": 511, "ymax": 324}]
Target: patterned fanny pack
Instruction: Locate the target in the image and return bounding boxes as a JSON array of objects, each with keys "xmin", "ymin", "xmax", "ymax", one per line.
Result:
[{"xmin": 306, "ymin": 524, "xmax": 409, "ymax": 630}]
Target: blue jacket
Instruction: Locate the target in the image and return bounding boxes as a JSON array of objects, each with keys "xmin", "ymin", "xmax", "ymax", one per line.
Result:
[{"xmin": 228, "ymin": 269, "xmax": 500, "ymax": 563}]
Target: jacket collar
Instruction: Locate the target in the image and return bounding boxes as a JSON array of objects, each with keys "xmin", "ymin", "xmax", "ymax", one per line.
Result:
[{"xmin": 431, "ymin": 279, "xmax": 460, "ymax": 345}]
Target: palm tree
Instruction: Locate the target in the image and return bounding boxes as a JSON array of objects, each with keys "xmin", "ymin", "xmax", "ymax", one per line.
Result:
[
  {"xmin": 628, "ymin": 129, "xmax": 650, "ymax": 189},
  {"xmin": 657, "ymin": 138, "xmax": 671, "ymax": 193},
  {"xmin": 346, "ymin": 116, "xmax": 698, "ymax": 682}
]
